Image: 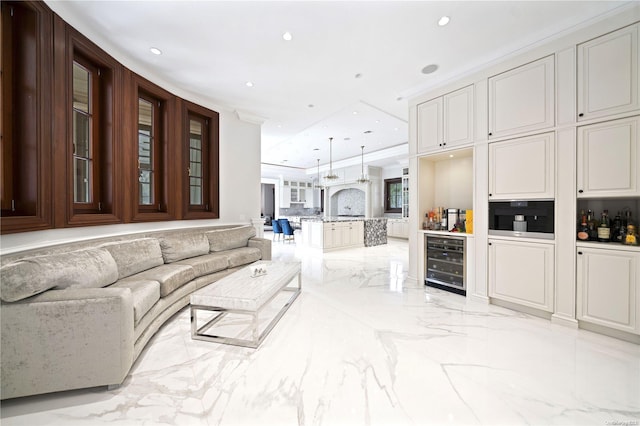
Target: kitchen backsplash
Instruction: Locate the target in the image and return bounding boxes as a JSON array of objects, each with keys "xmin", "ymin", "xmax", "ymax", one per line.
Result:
[
  {"xmin": 331, "ymin": 188, "xmax": 365, "ymax": 216},
  {"xmin": 280, "ymin": 207, "xmax": 321, "ymax": 216}
]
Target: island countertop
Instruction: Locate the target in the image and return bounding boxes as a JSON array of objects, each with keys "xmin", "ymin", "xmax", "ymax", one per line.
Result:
[{"xmin": 301, "ymin": 217, "xmax": 387, "ymax": 223}]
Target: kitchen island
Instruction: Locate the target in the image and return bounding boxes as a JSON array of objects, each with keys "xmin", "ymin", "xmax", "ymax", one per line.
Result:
[{"xmin": 301, "ymin": 217, "xmax": 387, "ymax": 251}]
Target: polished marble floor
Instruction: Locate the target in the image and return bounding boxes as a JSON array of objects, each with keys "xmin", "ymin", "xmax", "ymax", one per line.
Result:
[{"xmin": 2, "ymin": 236, "xmax": 639, "ymax": 425}]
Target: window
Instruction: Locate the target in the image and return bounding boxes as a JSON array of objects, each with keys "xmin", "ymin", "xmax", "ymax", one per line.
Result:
[
  {"xmin": 1, "ymin": 1, "xmax": 53, "ymax": 233},
  {"xmin": 384, "ymin": 178, "xmax": 402, "ymax": 213},
  {"xmin": 137, "ymin": 93, "xmax": 164, "ymax": 211},
  {"xmin": 188, "ymin": 115, "xmax": 206, "ymax": 207},
  {"xmin": 71, "ymin": 53, "xmax": 112, "ymax": 215},
  {"xmin": 183, "ymin": 102, "xmax": 219, "ymax": 219}
]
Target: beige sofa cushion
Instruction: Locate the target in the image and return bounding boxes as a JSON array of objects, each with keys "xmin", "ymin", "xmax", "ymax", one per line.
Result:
[
  {"xmin": 159, "ymin": 233, "xmax": 210, "ymax": 263},
  {"xmin": 102, "ymin": 238, "xmax": 164, "ymax": 279},
  {"xmin": 206, "ymin": 225, "xmax": 256, "ymax": 252},
  {"xmin": 110, "ymin": 280, "xmax": 160, "ymax": 325},
  {"xmin": 174, "ymin": 253, "xmax": 228, "ymax": 277},
  {"xmin": 122, "ymin": 264, "xmax": 195, "ymax": 297},
  {"xmin": 224, "ymin": 247, "xmax": 262, "ymax": 268},
  {"xmin": 0, "ymin": 248, "xmax": 118, "ymax": 302}
]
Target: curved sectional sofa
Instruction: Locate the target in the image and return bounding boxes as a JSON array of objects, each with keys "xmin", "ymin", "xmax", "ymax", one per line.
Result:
[{"xmin": 0, "ymin": 224, "xmax": 271, "ymax": 400}]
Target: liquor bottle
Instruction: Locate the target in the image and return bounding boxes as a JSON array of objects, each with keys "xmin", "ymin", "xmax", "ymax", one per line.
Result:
[
  {"xmin": 612, "ymin": 212, "xmax": 623, "ymax": 242},
  {"xmin": 587, "ymin": 210, "xmax": 598, "ymax": 240},
  {"xmin": 624, "ymin": 224, "xmax": 639, "ymax": 246},
  {"xmin": 577, "ymin": 215, "xmax": 590, "ymax": 241},
  {"xmin": 597, "ymin": 210, "xmax": 611, "ymax": 242}
]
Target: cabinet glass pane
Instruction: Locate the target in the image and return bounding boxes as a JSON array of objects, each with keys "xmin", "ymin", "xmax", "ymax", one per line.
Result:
[
  {"xmin": 189, "ymin": 119, "xmax": 203, "ymax": 205},
  {"xmin": 138, "ymin": 98, "xmax": 154, "ymax": 205},
  {"xmin": 74, "ymin": 157, "xmax": 91, "ymax": 203},
  {"xmin": 72, "ymin": 62, "xmax": 89, "ymax": 113}
]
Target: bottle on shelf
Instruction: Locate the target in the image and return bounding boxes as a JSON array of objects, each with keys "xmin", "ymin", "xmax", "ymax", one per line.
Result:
[
  {"xmin": 624, "ymin": 224, "xmax": 639, "ymax": 246},
  {"xmin": 597, "ymin": 210, "xmax": 611, "ymax": 242},
  {"xmin": 577, "ymin": 214, "xmax": 590, "ymax": 241},
  {"xmin": 612, "ymin": 212, "xmax": 623, "ymax": 243},
  {"xmin": 587, "ymin": 210, "xmax": 598, "ymax": 240}
]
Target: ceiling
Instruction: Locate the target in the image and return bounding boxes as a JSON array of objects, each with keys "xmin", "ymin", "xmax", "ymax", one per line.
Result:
[{"xmin": 47, "ymin": 1, "xmax": 632, "ymax": 177}]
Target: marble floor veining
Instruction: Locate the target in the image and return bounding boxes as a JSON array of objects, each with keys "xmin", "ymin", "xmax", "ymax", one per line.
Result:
[{"xmin": 1, "ymin": 236, "xmax": 639, "ymax": 425}]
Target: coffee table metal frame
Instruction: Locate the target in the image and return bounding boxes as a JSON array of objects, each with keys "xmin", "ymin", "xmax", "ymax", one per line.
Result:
[{"xmin": 190, "ymin": 263, "xmax": 301, "ymax": 349}]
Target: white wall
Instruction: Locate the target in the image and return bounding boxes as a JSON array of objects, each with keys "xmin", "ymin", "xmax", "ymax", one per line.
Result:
[
  {"xmin": 0, "ymin": 111, "xmax": 262, "ymax": 254},
  {"xmin": 433, "ymin": 156, "xmax": 473, "ymax": 210}
]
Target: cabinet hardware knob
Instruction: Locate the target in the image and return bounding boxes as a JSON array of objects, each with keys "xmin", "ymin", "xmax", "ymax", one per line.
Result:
[
  {"xmin": 488, "ymin": 132, "xmax": 492, "ymax": 136},
  {"xmin": 578, "ymin": 251, "xmax": 583, "ymax": 255},
  {"xmin": 578, "ymin": 189, "xmax": 584, "ymax": 194},
  {"xmin": 443, "ymin": 142, "xmax": 446, "ymax": 146},
  {"xmin": 488, "ymin": 242, "xmax": 492, "ymax": 246},
  {"xmin": 489, "ymin": 193, "xmax": 492, "ymax": 197},
  {"xmin": 439, "ymin": 143, "xmax": 442, "ymax": 147},
  {"xmin": 578, "ymin": 113, "xmax": 584, "ymax": 117}
]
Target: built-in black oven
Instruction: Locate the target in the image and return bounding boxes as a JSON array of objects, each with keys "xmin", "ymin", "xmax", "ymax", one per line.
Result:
[{"xmin": 489, "ymin": 200, "xmax": 554, "ymax": 239}]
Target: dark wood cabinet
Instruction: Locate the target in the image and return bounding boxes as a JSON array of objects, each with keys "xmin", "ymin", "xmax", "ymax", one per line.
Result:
[
  {"xmin": 1, "ymin": 1, "xmax": 54, "ymax": 233},
  {"xmin": 1, "ymin": 1, "xmax": 220, "ymax": 234}
]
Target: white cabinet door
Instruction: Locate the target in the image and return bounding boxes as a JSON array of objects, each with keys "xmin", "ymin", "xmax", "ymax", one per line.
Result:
[
  {"xmin": 577, "ymin": 116, "xmax": 639, "ymax": 198},
  {"xmin": 280, "ymin": 184, "xmax": 291, "ymax": 208},
  {"xmin": 323, "ymin": 224, "xmax": 335, "ymax": 249},
  {"xmin": 577, "ymin": 247, "xmax": 639, "ymax": 334},
  {"xmin": 417, "ymin": 97, "xmax": 442, "ymax": 153},
  {"xmin": 444, "ymin": 85, "xmax": 474, "ymax": 148},
  {"xmin": 578, "ymin": 23, "xmax": 639, "ymax": 121},
  {"xmin": 417, "ymin": 86, "xmax": 473, "ymax": 154},
  {"xmin": 488, "ymin": 239, "xmax": 555, "ymax": 312},
  {"xmin": 489, "ymin": 132, "xmax": 555, "ymax": 200},
  {"xmin": 488, "ymin": 55, "xmax": 555, "ymax": 139}
]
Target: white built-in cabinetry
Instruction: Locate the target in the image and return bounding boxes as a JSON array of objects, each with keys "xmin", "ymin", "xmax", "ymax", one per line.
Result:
[
  {"xmin": 488, "ymin": 55, "xmax": 555, "ymax": 139},
  {"xmin": 488, "ymin": 132, "xmax": 555, "ymax": 200},
  {"xmin": 387, "ymin": 219, "xmax": 409, "ymax": 239},
  {"xmin": 577, "ymin": 23, "xmax": 639, "ymax": 122},
  {"xmin": 302, "ymin": 220, "xmax": 364, "ymax": 251},
  {"xmin": 280, "ymin": 180, "xmax": 314, "ymax": 208},
  {"xmin": 577, "ymin": 245, "xmax": 639, "ymax": 334},
  {"xmin": 488, "ymin": 239, "xmax": 555, "ymax": 313},
  {"xmin": 417, "ymin": 85, "xmax": 474, "ymax": 153},
  {"xmin": 577, "ymin": 115, "xmax": 640, "ymax": 198}
]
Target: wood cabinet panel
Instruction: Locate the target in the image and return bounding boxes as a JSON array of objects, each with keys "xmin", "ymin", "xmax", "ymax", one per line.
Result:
[
  {"xmin": 577, "ymin": 115, "xmax": 639, "ymax": 198},
  {"xmin": 577, "ymin": 247, "xmax": 639, "ymax": 334},
  {"xmin": 578, "ymin": 23, "xmax": 639, "ymax": 121},
  {"xmin": 488, "ymin": 55, "xmax": 554, "ymax": 139}
]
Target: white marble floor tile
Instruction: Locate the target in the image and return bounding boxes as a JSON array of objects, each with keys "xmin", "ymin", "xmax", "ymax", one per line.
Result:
[{"xmin": 2, "ymin": 237, "xmax": 639, "ymax": 425}]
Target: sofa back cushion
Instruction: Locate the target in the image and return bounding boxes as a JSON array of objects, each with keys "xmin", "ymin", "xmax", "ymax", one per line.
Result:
[
  {"xmin": 101, "ymin": 238, "xmax": 164, "ymax": 279},
  {"xmin": 0, "ymin": 248, "xmax": 118, "ymax": 302},
  {"xmin": 159, "ymin": 233, "xmax": 210, "ymax": 263},
  {"xmin": 206, "ymin": 225, "xmax": 256, "ymax": 252}
]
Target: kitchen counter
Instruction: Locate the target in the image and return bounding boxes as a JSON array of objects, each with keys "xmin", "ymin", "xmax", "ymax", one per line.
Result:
[
  {"xmin": 301, "ymin": 217, "xmax": 388, "ymax": 250},
  {"xmin": 420, "ymin": 229, "xmax": 474, "ymax": 238}
]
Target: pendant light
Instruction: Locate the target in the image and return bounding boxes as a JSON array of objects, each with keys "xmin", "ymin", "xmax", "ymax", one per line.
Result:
[
  {"xmin": 324, "ymin": 137, "xmax": 339, "ymax": 180},
  {"xmin": 314, "ymin": 158, "xmax": 324, "ymax": 189},
  {"xmin": 356, "ymin": 145, "xmax": 370, "ymax": 183}
]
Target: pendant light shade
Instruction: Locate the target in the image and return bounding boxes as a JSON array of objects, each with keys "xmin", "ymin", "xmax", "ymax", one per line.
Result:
[
  {"xmin": 324, "ymin": 137, "xmax": 339, "ymax": 181},
  {"xmin": 356, "ymin": 145, "xmax": 370, "ymax": 183}
]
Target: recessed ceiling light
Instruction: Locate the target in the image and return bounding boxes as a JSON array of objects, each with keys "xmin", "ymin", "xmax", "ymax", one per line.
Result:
[
  {"xmin": 364, "ymin": 130, "xmax": 372, "ymax": 134},
  {"xmin": 353, "ymin": 111, "xmax": 358, "ymax": 115},
  {"xmin": 344, "ymin": 137, "xmax": 351, "ymax": 141},
  {"xmin": 375, "ymin": 120, "xmax": 380, "ymax": 123},
  {"xmin": 277, "ymin": 124, "xmax": 282, "ymax": 128},
  {"xmin": 245, "ymin": 81, "xmax": 254, "ymax": 87},
  {"xmin": 149, "ymin": 47, "xmax": 162, "ymax": 55},
  {"xmin": 313, "ymin": 148, "xmax": 320, "ymax": 151},
  {"xmin": 421, "ymin": 64, "xmax": 439, "ymax": 74},
  {"xmin": 394, "ymin": 128, "xmax": 399, "ymax": 131},
  {"xmin": 438, "ymin": 16, "xmax": 450, "ymax": 26},
  {"xmin": 396, "ymin": 96, "xmax": 403, "ymax": 101},
  {"xmin": 282, "ymin": 32, "xmax": 293, "ymax": 41},
  {"xmin": 355, "ymin": 73, "xmax": 363, "ymax": 79},
  {"xmin": 282, "ymin": 159, "xmax": 288, "ymax": 162},
  {"xmin": 308, "ymin": 104, "xmax": 315, "ymax": 108}
]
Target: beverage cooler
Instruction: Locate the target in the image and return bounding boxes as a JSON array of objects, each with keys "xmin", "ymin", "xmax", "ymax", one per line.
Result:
[{"xmin": 424, "ymin": 235, "xmax": 466, "ymax": 296}]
